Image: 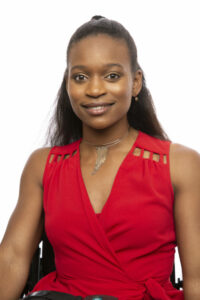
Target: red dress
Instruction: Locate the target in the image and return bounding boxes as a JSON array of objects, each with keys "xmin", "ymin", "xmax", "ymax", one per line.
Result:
[{"xmin": 31, "ymin": 130, "xmax": 184, "ymax": 299}]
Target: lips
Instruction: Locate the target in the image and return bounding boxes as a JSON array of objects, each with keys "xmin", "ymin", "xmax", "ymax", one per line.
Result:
[
  {"xmin": 81, "ymin": 102, "xmax": 115, "ymax": 116},
  {"xmin": 82, "ymin": 102, "xmax": 114, "ymax": 108}
]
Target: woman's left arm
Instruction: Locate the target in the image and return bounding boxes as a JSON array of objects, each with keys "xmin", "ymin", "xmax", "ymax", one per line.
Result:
[{"xmin": 170, "ymin": 143, "xmax": 200, "ymax": 299}]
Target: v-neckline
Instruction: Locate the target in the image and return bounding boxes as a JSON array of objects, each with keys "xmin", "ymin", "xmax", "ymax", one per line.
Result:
[{"xmin": 77, "ymin": 130, "xmax": 141, "ymax": 216}]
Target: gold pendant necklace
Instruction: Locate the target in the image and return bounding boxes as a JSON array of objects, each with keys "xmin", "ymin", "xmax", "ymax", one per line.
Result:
[{"xmin": 82, "ymin": 127, "xmax": 130, "ymax": 175}]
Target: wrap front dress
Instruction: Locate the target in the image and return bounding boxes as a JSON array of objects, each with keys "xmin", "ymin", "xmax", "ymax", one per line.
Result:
[{"xmin": 31, "ymin": 130, "xmax": 184, "ymax": 299}]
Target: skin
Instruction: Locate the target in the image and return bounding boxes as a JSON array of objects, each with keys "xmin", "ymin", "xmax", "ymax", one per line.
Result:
[{"xmin": 0, "ymin": 34, "xmax": 200, "ymax": 300}]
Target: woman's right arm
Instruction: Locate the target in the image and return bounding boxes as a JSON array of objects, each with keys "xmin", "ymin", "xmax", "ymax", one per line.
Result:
[{"xmin": 0, "ymin": 147, "xmax": 51, "ymax": 300}]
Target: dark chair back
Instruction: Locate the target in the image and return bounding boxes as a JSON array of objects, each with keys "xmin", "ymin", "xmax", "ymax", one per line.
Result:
[
  {"xmin": 21, "ymin": 231, "xmax": 55, "ymax": 297},
  {"xmin": 41, "ymin": 231, "xmax": 56, "ymax": 277}
]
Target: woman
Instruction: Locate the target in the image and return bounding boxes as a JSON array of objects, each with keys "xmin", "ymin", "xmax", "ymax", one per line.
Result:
[{"xmin": 0, "ymin": 16, "xmax": 200, "ymax": 300}]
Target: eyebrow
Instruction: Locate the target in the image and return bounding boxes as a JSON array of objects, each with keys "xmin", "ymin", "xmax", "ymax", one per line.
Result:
[{"xmin": 70, "ymin": 63, "xmax": 124, "ymax": 71}]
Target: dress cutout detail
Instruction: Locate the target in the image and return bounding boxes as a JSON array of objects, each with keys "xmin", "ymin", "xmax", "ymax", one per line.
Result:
[{"xmin": 32, "ymin": 131, "xmax": 183, "ymax": 300}]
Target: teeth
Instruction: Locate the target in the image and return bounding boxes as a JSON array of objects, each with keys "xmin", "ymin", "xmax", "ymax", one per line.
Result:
[{"xmin": 88, "ymin": 106, "xmax": 105, "ymax": 110}]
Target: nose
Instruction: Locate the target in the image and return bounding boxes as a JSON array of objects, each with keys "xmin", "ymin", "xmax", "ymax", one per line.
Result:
[{"xmin": 86, "ymin": 76, "xmax": 106, "ymax": 98}]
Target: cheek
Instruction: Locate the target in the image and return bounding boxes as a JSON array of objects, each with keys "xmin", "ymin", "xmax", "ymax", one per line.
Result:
[
  {"xmin": 111, "ymin": 79, "xmax": 133, "ymax": 100},
  {"xmin": 113, "ymin": 87, "xmax": 133, "ymax": 108},
  {"xmin": 67, "ymin": 85, "xmax": 82, "ymax": 110}
]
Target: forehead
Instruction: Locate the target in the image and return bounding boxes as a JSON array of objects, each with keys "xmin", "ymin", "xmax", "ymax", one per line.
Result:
[{"xmin": 68, "ymin": 34, "xmax": 131, "ymax": 70}]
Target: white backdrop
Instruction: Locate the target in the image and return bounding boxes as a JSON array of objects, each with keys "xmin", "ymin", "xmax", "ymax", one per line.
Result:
[{"xmin": 0, "ymin": 0, "xmax": 200, "ymax": 281}]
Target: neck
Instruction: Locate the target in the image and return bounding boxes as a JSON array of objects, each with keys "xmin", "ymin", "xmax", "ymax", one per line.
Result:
[
  {"xmin": 82, "ymin": 121, "xmax": 130, "ymax": 145},
  {"xmin": 84, "ymin": 127, "xmax": 131, "ymax": 148}
]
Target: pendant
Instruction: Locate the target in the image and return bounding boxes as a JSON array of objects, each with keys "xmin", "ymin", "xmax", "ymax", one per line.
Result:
[{"xmin": 91, "ymin": 146, "xmax": 108, "ymax": 175}]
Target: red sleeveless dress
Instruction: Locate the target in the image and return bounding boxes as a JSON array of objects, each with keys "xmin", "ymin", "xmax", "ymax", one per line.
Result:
[{"xmin": 31, "ymin": 131, "xmax": 184, "ymax": 299}]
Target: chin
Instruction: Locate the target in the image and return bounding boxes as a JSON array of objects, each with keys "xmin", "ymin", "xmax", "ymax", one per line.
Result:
[
  {"xmin": 82, "ymin": 114, "xmax": 128, "ymax": 131},
  {"xmin": 88, "ymin": 123, "xmax": 111, "ymax": 131},
  {"xmin": 86, "ymin": 120, "xmax": 124, "ymax": 132}
]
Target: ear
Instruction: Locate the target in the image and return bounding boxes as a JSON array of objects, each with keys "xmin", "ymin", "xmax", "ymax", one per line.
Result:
[{"xmin": 132, "ymin": 69, "xmax": 143, "ymax": 97}]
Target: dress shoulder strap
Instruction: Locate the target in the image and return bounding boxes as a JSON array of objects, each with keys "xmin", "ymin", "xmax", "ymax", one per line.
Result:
[
  {"xmin": 135, "ymin": 131, "xmax": 171, "ymax": 154},
  {"xmin": 132, "ymin": 131, "xmax": 171, "ymax": 166},
  {"xmin": 42, "ymin": 139, "xmax": 81, "ymax": 186},
  {"xmin": 50, "ymin": 139, "xmax": 81, "ymax": 155}
]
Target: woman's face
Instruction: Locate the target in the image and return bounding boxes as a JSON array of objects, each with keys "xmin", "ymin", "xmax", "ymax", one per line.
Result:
[{"xmin": 66, "ymin": 34, "xmax": 141, "ymax": 130}]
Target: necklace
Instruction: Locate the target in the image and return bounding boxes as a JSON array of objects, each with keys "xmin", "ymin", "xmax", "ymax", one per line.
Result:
[{"xmin": 82, "ymin": 126, "xmax": 130, "ymax": 175}]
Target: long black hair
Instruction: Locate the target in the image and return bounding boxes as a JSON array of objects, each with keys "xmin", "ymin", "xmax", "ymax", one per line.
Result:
[{"xmin": 46, "ymin": 15, "xmax": 169, "ymax": 146}]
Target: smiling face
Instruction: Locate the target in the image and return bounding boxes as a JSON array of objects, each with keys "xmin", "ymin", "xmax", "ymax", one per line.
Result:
[{"xmin": 66, "ymin": 34, "xmax": 141, "ymax": 132}]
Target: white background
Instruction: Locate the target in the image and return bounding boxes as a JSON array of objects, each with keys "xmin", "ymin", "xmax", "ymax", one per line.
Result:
[{"xmin": 0, "ymin": 0, "xmax": 200, "ymax": 281}]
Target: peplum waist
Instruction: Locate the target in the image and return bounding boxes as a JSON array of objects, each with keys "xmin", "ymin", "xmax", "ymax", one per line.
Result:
[{"xmin": 31, "ymin": 271, "xmax": 183, "ymax": 299}]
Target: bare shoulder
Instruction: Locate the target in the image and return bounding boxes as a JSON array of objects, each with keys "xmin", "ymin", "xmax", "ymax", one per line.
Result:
[
  {"xmin": 28, "ymin": 147, "xmax": 52, "ymax": 164},
  {"xmin": 170, "ymin": 142, "xmax": 200, "ymax": 162},
  {"xmin": 21, "ymin": 147, "xmax": 52, "ymax": 187},
  {"xmin": 169, "ymin": 142, "xmax": 200, "ymax": 192}
]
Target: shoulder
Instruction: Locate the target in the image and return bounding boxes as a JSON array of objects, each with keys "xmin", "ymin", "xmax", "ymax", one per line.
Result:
[
  {"xmin": 169, "ymin": 142, "xmax": 200, "ymax": 192},
  {"xmin": 26, "ymin": 147, "xmax": 52, "ymax": 166},
  {"xmin": 22, "ymin": 140, "xmax": 81, "ymax": 185},
  {"xmin": 21, "ymin": 147, "xmax": 52, "ymax": 187}
]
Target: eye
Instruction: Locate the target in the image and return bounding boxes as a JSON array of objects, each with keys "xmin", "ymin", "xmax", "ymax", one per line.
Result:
[
  {"xmin": 106, "ymin": 73, "xmax": 120, "ymax": 80},
  {"xmin": 73, "ymin": 74, "xmax": 87, "ymax": 82}
]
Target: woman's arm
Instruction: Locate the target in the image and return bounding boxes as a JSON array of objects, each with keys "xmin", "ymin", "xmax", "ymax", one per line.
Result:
[
  {"xmin": 170, "ymin": 143, "xmax": 200, "ymax": 299},
  {"xmin": 0, "ymin": 147, "xmax": 50, "ymax": 300}
]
